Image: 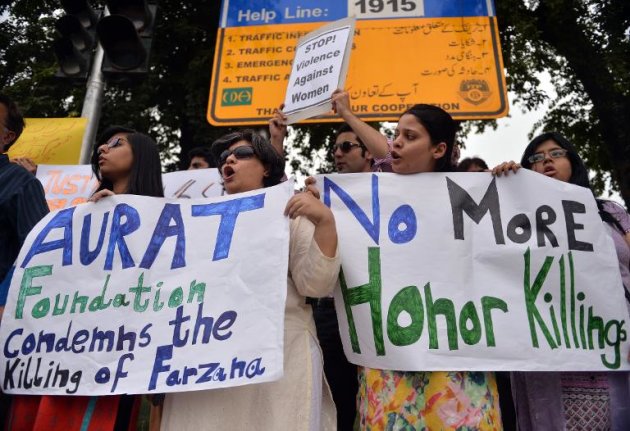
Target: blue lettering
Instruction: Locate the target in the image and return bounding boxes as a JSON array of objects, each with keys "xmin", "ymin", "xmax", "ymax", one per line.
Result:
[
  {"xmin": 191, "ymin": 194, "xmax": 265, "ymax": 261},
  {"xmin": 323, "ymin": 174, "xmax": 380, "ymax": 244},
  {"xmin": 149, "ymin": 344, "xmax": 173, "ymax": 390},
  {"xmin": 80, "ymin": 212, "xmax": 110, "ymax": 265},
  {"xmin": 104, "ymin": 204, "xmax": 141, "ymax": 270},
  {"xmin": 21, "ymin": 207, "xmax": 75, "ymax": 268},
  {"xmin": 140, "ymin": 204, "xmax": 186, "ymax": 270},
  {"xmin": 388, "ymin": 204, "xmax": 417, "ymax": 244},
  {"xmin": 3, "ymin": 328, "xmax": 23, "ymax": 359}
]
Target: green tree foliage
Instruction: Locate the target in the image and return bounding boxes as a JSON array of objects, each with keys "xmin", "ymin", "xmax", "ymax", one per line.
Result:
[
  {"xmin": 1, "ymin": 1, "xmax": 629, "ymax": 205},
  {"xmin": 496, "ymin": 0, "xmax": 630, "ymax": 204}
]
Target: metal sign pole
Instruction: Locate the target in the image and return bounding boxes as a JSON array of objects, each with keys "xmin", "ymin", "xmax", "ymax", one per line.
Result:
[{"xmin": 78, "ymin": 41, "xmax": 106, "ymax": 165}]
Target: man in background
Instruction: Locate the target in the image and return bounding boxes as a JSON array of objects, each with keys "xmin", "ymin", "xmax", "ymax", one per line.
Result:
[
  {"xmin": 0, "ymin": 93, "xmax": 48, "ymax": 311},
  {"xmin": 187, "ymin": 145, "xmax": 214, "ymax": 170}
]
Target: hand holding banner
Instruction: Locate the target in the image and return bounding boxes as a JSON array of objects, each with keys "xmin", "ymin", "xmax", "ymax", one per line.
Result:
[
  {"xmin": 318, "ymin": 171, "xmax": 630, "ymax": 372},
  {"xmin": 0, "ymin": 181, "xmax": 293, "ymax": 395}
]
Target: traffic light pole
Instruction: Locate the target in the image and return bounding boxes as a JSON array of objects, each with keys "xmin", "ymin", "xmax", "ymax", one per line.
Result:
[{"xmin": 78, "ymin": 41, "xmax": 105, "ymax": 165}]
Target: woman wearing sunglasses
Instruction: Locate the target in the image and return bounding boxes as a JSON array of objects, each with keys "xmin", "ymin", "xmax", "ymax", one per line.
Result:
[
  {"xmin": 493, "ymin": 132, "xmax": 630, "ymax": 430},
  {"xmin": 160, "ymin": 130, "xmax": 340, "ymax": 431}
]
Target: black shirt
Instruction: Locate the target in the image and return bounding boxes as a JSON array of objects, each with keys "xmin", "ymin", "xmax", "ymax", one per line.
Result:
[{"xmin": 0, "ymin": 153, "xmax": 49, "ymax": 288}]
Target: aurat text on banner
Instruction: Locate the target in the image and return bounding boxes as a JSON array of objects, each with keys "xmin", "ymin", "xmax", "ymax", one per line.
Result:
[{"xmin": 0, "ymin": 181, "xmax": 293, "ymax": 395}]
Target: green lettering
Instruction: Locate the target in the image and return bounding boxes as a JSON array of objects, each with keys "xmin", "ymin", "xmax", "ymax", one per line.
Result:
[
  {"xmin": 481, "ymin": 296, "xmax": 508, "ymax": 346},
  {"xmin": 16, "ymin": 265, "xmax": 52, "ymax": 319},
  {"xmin": 386, "ymin": 285, "xmax": 423, "ymax": 346},
  {"xmin": 70, "ymin": 291, "xmax": 88, "ymax": 314},
  {"xmin": 89, "ymin": 274, "xmax": 113, "ymax": 311},
  {"xmin": 169, "ymin": 287, "xmax": 184, "ymax": 308},
  {"xmin": 32, "ymin": 298, "xmax": 50, "ymax": 318},
  {"xmin": 523, "ymin": 248, "xmax": 557, "ymax": 349},
  {"xmin": 339, "ymin": 247, "xmax": 383, "ymax": 355},
  {"xmin": 129, "ymin": 273, "xmax": 151, "ymax": 312},
  {"xmin": 459, "ymin": 301, "xmax": 482, "ymax": 345},
  {"xmin": 187, "ymin": 280, "xmax": 206, "ymax": 303},
  {"xmin": 424, "ymin": 283, "xmax": 458, "ymax": 350}
]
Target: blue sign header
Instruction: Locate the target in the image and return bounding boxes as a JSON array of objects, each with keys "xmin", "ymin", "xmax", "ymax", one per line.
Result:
[{"xmin": 220, "ymin": 0, "xmax": 495, "ymax": 27}]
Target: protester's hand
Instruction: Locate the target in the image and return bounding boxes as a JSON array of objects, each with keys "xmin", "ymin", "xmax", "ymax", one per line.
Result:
[
  {"xmin": 285, "ymin": 192, "xmax": 333, "ymax": 226},
  {"xmin": 269, "ymin": 104, "xmax": 287, "ymax": 140},
  {"xmin": 12, "ymin": 157, "xmax": 37, "ymax": 175},
  {"xmin": 304, "ymin": 176, "xmax": 320, "ymax": 199},
  {"xmin": 268, "ymin": 104, "xmax": 288, "ymax": 156},
  {"xmin": 491, "ymin": 161, "xmax": 521, "ymax": 177},
  {"xmin": 331, "ymin": 89, "xmax": 352, "ymax": 118},
  {"xmin": 88, "ymin": 189, "xmax": 115, "ymax": 202}
]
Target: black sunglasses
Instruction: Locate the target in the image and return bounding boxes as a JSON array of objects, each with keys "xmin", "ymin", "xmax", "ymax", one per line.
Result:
[
  {"xmin": 219, "ymin": 145, "xmax": 256, "ymax": 166},
  {"xmin": 332, "ymin": 141, "xmax": 362, "ymax": 154}
]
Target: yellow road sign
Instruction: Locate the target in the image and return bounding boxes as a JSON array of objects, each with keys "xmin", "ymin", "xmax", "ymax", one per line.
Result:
[{"xmin": 208, "ymin": 1, "xmax": 508, "ymax": 125}]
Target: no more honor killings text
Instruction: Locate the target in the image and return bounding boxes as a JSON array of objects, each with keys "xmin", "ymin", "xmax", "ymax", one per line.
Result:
[{"xmin": 323, "ymin": 175, "xmax": 627, "ymax": 369}]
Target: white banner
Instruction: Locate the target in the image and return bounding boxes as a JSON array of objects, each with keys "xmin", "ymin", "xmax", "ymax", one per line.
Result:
[
  {"xmin": 0, "ymin": 181, "xmax": 293, "ymax": 395},
  {"xmin": 162, "ymin": 168, "xmax": 223, "ymax": 199},
  {"xmin": 318, "ymin": 171, "xmax": 630, "ymax": 371},
  {"xmin": 36, "ymin": 166, "xmax": 224, "ymax": 211}
]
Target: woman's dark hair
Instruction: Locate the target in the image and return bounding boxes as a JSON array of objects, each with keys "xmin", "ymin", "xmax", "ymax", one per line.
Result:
[
  {"xmin": 457, "ymin": 157, "xmax": 489, "ymax": 172},
  {"xmin": 520, "ymin": 132, "xmax": 624, "ymax": 230},
  {"xmin": 0, "ymin": 93, "xmax": 26, "ymax": 149},
  {"xmin": 520, "ymin": 132, "xmax": 590, "ymax": 188},
  {"xmin": 210, "ymin": 129, "xmax": 285, "ymax": 188},
  {"xmin": 91, "ymin": 125, "xmax": 164, "ymax": 197},
  {"xmin": 401, "ymin": 104, "xmax": 456, "ymax": 172}
]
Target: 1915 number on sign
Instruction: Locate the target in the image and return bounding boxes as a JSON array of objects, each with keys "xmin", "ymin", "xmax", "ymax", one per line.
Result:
[{"xmin": 349, "ymin": 0, "xmax": 424, "ymax": 18}]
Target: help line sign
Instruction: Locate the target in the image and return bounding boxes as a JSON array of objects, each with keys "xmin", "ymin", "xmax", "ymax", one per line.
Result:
[{"xmin": 283, "ymin": 17, "xmax": 356, "ymax": 124}]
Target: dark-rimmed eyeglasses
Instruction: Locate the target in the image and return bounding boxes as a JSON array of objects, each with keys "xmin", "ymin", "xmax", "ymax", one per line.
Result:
[
  {"xmin": 98, "ymin": 137, "xmax": 124, "ymax": 155},
  {"xmin": 219, "ymin": 145, "xmax": 256, "ymax": 167},
  {"xmin": 527, "ymin": 148, "xmax": 568, "ymax": 164},
  {"xmin": 332, "ymin": 141, "xmax": 362, "ymax": 154}
]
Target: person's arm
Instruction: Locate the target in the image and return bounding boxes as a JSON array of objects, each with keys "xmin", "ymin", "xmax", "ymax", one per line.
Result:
[
  {"xmin": 331, "ymin": 89, "xmax": 389, "ymax": 158},
  {"xmin": 268, "ymin": 104, "xmax": 287, "ymax": 157},
  {"xmin": 285, "ymin": 192, "xmax": 337, "ymax": 257},
  {"xmin": 603, "ymin": 200, "xmax": 630, "ymax": 248},
  {"xmin": 285, "ymin": 196, "xmax": 340, "ymax": 299}
]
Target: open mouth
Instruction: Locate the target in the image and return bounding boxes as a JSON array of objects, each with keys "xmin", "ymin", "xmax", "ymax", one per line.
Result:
[
  {"xmin": 543, "ymin": 165, "xmax": 556, "ymax": 175},
  {"xmin": 391, "ymin": 151, "xmax": 401, "ymax": 160},
  {"xmin": 222, "ymin": 165, "xmax": 235, "ymax": 179}
]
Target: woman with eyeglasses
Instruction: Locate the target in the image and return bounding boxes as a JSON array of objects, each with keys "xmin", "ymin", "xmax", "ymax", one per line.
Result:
[
  {"xmin": 5, "ymin": 126, "xmax": 164, "ymax": 431},
  {"xmin": 493, "ymin": 131, "xmax": 630, "ymax": 430},
  {"xmin": 89, "ymin": 126, "xmax": 164, "ymax": 201},
  {"xmin": 160, "ymin": 130, "xmax": 340, "ymax": 431}
]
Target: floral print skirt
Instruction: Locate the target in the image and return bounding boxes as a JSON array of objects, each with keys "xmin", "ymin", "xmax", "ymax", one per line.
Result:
[{"xmin": 357, "ymin": 368, "xmax": 502, "ymax": 430}]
